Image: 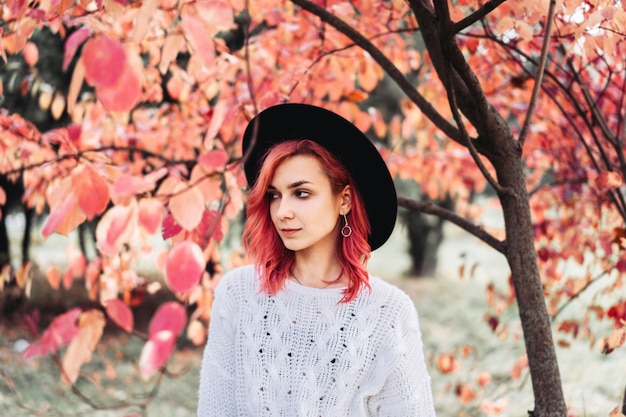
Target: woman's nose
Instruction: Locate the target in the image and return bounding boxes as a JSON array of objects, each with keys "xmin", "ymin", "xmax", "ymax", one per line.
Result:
[{"xmin": 276, "ymin": 199, "xmax": 294, "ymax": 219}]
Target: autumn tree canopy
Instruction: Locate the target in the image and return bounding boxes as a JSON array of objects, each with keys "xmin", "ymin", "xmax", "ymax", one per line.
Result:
[{"xmin": 2, "ymin": 0, "xmax": 626, "ymax": 416}]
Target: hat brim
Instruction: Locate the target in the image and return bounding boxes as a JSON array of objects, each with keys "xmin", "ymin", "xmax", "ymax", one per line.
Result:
[{"xmin": 242, "ymin": 103, "xmax": 397, "ymax": 251}]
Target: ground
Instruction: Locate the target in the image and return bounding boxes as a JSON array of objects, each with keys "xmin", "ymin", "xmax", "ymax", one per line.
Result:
[{"xmin": 1, "ymin": 201, "xmax": 625, "ymax": 416}]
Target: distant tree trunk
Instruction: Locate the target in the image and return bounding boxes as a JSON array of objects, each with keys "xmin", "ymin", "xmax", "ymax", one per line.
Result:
[{"xmin": 402, "ymin": 194, "xmax": 454, "ymax": 277}]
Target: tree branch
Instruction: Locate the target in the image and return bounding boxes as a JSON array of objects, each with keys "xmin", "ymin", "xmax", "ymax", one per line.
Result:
[
  {"xmin": 289, "ymin": 0, "xmax": 464, "ymax": 145},
  {"xmin": 452, "ymin": 0, "xmax": 508, "ymax": 33},
  {"xmin": 433, "ymin": 0, "xmax": 508, "ymax": 195},
  {"xmin": 398, "ymin": 196, "xmax": 506, "ymax": 254},
  {"xmin": 518, "ymin": 0, "xmax": 557, "ymax": 147}
]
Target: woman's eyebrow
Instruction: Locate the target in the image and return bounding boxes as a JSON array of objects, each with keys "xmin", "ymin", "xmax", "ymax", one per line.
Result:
[{"xmin": 268, "ymin": 180, "xmax": 312, "ymax": 190}]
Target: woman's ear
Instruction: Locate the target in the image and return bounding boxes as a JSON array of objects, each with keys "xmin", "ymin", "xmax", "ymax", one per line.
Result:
[{"xmin": 340, "ymin": 185, "xmax": 352, "ymax": 215}]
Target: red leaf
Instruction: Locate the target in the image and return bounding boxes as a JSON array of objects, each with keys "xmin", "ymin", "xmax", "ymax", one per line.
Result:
[
  {"xmin": 162, "ymin": 214, "xmax": 183, "ymax": 239},
  {"xmin": 82, "ymin": 35, "xmax": 126, "ymax": 87},
  {"xmin": 72, "ymin": 164, "xmax": 110, "ymax": 220},
  {"xmin": 105, "ymin": 298, "xmax": 134, "ymax": 333},
  {"xmin": 148, "ymin": 301, "xmax": 187, "ymax": 339},
  {"xmin": 197, "ymin": 209, "xmax": 223, "ymax": 246},
  {"xmin": 165, "ymin": 241, "xmax": 205, "ymax": 293},
  {"xmin": 139, "ymin": 330, "xmax": 176, "ymax": 380}
]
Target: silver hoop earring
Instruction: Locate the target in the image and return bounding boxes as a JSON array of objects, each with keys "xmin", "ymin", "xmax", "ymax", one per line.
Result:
[{"xmin": 341, "ymin": 214, "xmax": 352, "ymax": 238}]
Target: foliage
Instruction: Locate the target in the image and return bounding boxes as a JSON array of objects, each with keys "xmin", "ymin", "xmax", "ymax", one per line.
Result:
[{"xmin": 2, "ymin": 0, "xmax": 626, "ymax": 415}]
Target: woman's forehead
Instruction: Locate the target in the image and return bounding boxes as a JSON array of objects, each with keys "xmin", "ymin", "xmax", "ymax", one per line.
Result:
[{"xmin": 270, "ymin": 155, "xmax": 328, "ymax": 186}]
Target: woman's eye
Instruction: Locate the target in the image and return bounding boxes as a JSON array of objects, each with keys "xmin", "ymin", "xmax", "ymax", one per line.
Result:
[
  {"xmin": 267, "ymin": 192, "xmax": 280, "ymax": 200},
  {"xmin": 295, "ymin": 190, "xmax": 310, "ymax": 198}
]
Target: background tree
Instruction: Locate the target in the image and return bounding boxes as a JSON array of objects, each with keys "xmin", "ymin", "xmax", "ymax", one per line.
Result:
[{"xmin": 2, "ymin": 1, "xmax": 626, "ymax": 416}]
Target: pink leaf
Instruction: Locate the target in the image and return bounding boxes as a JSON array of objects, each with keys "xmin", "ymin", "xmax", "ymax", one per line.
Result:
[
  {"xmin": 148, "ymin": 301, "xmax": 187, "ymax": 339},
  {"xmin": 131, "ymin": 0, "xmax": 160, "ymax": 43},
  {"xmin": 23, "ymin": 308, "xmax": 82, "ymax": 360},
  {"xmin": 0, "ymin": 186, "xmax": 6, "ymax": 205},
  {"xmin": 169, "ymin": 183, "xmax": 205, "ymax": 230},
  {"xmin": 198, "ymin": 149, "xmax": 229, "ymax": 170},
  {"xmin": 71, "ymin": 164, "xmax": 110, "ymax": 220},
  {"xmin": 182, "ymin": 13, "xmax": 215, "ymax": 69},
  {"xmin": 165, "ymin": 241, "xmax": 205, "ymax": 293},
  {"xmin": 105, "ymin": 298, "xmax": 134, "ymax": 333},
  {"xmin": 195, "ymin": 0, "xmax": 235, "ymax": 35},
  {"xmin": 63, "ymin": 28, "xmax": 91, "ymax": 71},
  {"xmin": 138, "ymin": 330, "xmax": 176, "ymax": 380},
  {"xmin": 203, "ymin": 100, "xmax": 229, "ymax": 149},
  {"xmin": 96, "ymin": 62, "xmax": 141, "ymax": 113},
  {"xmin": 138, "ymin": 198, "xmax": 164, "ymax": 235},
  {"xmin": 95, "ymin": 203, "xmax": 137, "ymax": 257},
  {"xmin": 82, "ymin": 35, "xmax": 126, "ymax": 87}
]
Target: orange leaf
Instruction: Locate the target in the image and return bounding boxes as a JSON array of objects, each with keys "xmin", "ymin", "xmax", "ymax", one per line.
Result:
[
  {"xmin": 23, "ymin": 42, "xmax": 38, "ymax": 66},
  {"xmin": 169, "ymin": 183, "xmax": 205, "ymax": 230},
  {"xmin": 42, "ymin": 186, "xmax": 85, "ymax": 237},
  {"xmin": 165, "ymin": 241, "xmax": 205, "ymax": 293},
  {"xmin": 72, "ymin": 164, "xmax": 110, "ymax": 220},
  {"xmin": 82, "ymin": 35, "xmax": 126, "ymax": 87},
  {"xmin": 61, "ymin": 310, "xmax": 105, "ymax": 385},
  {"xmin": 66, "ymin": 57, "xmax": 85, "ymax": 115},
  {"xmin": 186, "ymin": 319, "xmax": 207, "ymax": 346},
  {"xmin": 105, "ymin": 298, "xmax": 134, "ymax": 333},
  {"xmin": 436, "ymin": 353, "xmax": 459, "ymax": 374},
  {"xmin": 159, "ymin": 33, "xmax": 185, "ymax": 75},
  {"xmin": 46, "ymin": 266, "xmax": 61, "ymax": 290}
]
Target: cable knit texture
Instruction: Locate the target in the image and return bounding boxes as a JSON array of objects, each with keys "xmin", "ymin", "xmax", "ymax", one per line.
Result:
[{"xmin": 197, "ymin": 265, "xmax": 436, "ymax": 417}]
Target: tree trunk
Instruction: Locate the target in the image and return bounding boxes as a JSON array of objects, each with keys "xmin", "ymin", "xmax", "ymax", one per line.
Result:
[{"xmin": 494, "ymin": 145, "xmax": 567, "ymax": 416}]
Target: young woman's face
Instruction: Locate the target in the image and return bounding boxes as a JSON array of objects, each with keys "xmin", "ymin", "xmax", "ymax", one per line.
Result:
[{"xmin": 268, "ymin": 154, "xmax": 349, "ymax": 256}]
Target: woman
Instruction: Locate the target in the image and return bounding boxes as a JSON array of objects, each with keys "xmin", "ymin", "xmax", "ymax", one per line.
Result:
[{"xmin": 197, "ymin": 103, "xmax": 436, "ymax": 416}]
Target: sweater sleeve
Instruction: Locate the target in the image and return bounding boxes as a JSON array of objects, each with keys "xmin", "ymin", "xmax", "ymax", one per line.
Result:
[
  {"xmin": 367, "ymin": 296, "xmax": 436, "ymax": 417},
  {"xmin": 197, "ymin": 272, "xmax": 239, "ymax": 417}
]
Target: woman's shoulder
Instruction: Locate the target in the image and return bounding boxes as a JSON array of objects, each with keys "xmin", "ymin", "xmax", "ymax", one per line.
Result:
[
  {"xmin": 366, "ymin": 276, "xmax": 420, "ymax": 320},
  {"xmin": 214, "ymin": 264, "xmax": 258, "ymax": 297}
]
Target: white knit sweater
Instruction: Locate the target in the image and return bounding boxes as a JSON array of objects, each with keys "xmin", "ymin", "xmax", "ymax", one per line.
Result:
[{"xmin": 197, "ymin": 265, "xmax": 436, "ymax": 417}]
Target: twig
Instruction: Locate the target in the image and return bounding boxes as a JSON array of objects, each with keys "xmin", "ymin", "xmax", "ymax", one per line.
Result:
[
  {"xmin": 452, "ymin": 0, "xmax": 508, "ymax": 33},
  {"xmin": 518, "ymin": 0, "xmax": 557, "ymax": 147}
]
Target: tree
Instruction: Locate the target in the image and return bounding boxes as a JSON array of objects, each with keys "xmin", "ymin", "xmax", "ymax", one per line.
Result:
[{"xmin": 2, "ymin": 0, "xmax": 626, "ymax": 416}]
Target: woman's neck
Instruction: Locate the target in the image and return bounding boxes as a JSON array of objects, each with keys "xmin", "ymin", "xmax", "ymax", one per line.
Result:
[{"xmin": 291, "ymin": 253, "xmax": 346, "ymax": 288}]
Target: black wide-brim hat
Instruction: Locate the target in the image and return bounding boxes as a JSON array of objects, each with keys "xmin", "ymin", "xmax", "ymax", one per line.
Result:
[{"xmin": 241, "ymin": 103, "xmax": 397, "ymax": 251}]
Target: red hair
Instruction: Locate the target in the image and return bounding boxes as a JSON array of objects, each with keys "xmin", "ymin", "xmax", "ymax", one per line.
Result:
[{"xmin": 242, "ymin": 139, "xmax": 372, "ymax": 302}]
